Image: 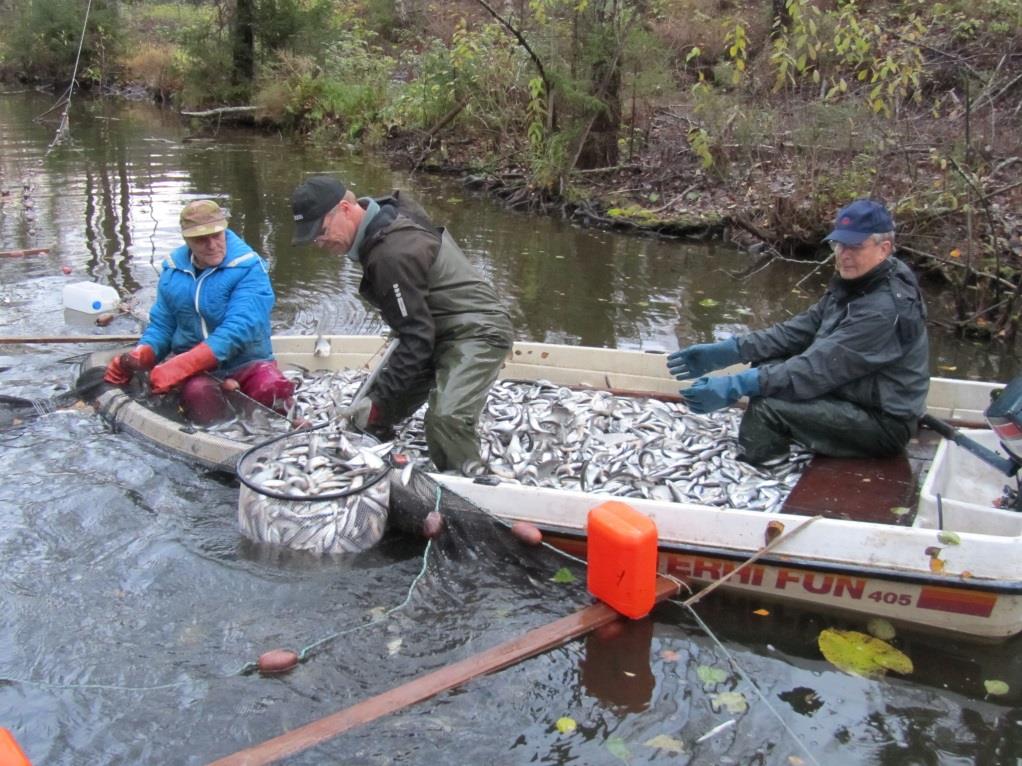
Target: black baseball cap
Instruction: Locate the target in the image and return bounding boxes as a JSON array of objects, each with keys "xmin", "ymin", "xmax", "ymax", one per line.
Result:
[
  {"xmin": 291, "ymin": 176, "xmax": 346, "ymax": 245},
  {"xmin": 824, "ymin": 199, "xmax": 895, "ymax": 245}
]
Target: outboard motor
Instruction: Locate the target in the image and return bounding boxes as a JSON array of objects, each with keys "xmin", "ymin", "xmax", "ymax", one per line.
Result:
[
  {"xmin": 983, "ymin": 376, "xmax": 1022, "ymax": 510},
  {"xmin": 985, "ymin": 376, "xmax": 1022, "ymax": 466},
  {"xmin": 921, "ymin": 375, "xmax": 1022, "ymax": 511}
]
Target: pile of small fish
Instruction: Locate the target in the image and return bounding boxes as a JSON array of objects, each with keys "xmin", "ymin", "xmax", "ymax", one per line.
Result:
[
  {"xmin": 469, "ymin": 380, "xmax": 809, "ymax": 511},
  {"xmin": 237, "ymin": 428, "xmax": 391, "ymax": 553},
  {"xmin": 229, "ymin": 366, "xmax": 809, "ymax": 514}
]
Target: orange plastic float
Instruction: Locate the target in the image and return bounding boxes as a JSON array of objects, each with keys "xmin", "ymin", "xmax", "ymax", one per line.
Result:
[
  {"xmin": 586, "ymin": 501, "xmax": 658, "ymax": 619},
  {"xmin": 0, "ymin": 727, "xmax": 32, "ymax": 766}
]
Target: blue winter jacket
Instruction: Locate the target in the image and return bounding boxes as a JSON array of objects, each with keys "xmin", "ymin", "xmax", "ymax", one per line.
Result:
[{"xmin": 139, "ymin": 229, "xmax": 275, "ymax": 372}]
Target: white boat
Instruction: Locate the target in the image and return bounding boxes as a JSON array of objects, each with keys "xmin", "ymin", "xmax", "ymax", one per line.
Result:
[{"xmin": 84, "ymin": 335, "xmax": 1022, "ymax": 641}]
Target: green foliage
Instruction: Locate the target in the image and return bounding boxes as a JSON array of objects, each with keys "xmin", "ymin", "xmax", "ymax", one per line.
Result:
[
  {"xmin": 722, "ymin": 20, "xmax": 748, "ymax": 86},
  {"xmin": 254, "ymin": 0, "xmax": 338, "ymax": 56},
  {"xmin": 253, "ymin": 25, "xmax": 394, "ymax": 140},
  {"xmin": 769, "ymin": 0, "xmax": 925, "ymax": 117},
  {"xmin": 3, "ymin": 0, "xmax": 122, "ymax": 85},
  {"xmin": 687, "ymin": 127, "xmax": 713, "ymax": 169},
  {"xmin": 529, "ymin": 129, "xmax": 572, "ymax": 191},
  {"xmin": 121, "ymin": 2, "xmax": 212, "ymax": 45},
  {"xmin": 387, "ymin": 19, "xmax": 529, "ymax": 140}
]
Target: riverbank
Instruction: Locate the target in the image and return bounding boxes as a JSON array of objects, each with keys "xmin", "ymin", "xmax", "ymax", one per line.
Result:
[{"xmin": 2, "ymin": 0, "xmax": 1020, "ymax": 341}]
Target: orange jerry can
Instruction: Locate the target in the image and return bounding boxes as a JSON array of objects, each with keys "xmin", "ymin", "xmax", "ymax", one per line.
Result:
[
  {"xmin": 586, "ymin": 501, "xmax": 658, "ymax": 619},
  {"xmin": 0, "ymin": 727, "xmax": 32, "ymax": 766}
]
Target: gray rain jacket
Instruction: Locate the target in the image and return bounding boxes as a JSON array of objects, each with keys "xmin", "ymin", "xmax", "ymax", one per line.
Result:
[
  {"xmin": 736, "ymin": 256, "xmax": 929, "ymax": 421},
  {"xmin": 355, "ymin": 193, "xmax": 513, "ymax": 405}
]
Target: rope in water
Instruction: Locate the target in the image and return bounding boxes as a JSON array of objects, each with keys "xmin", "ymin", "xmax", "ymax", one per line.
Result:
[
  {"xmin": 444, "ymin": 480, "xmax": 824, "ymax": 763},
  {"xmin": 46, "ymin": 0, "xmax": 93, "ymax": 152},
  {"xmin": 3, "ymin": 469, "xmax": 824, "ymax": 766},
  {"xmin": 0, "ymin": 491, "xmax": 445, "ymax": 691},
  {"xmin": 681, "ymin": 603, "xmax": 823, "ymax": 766}
]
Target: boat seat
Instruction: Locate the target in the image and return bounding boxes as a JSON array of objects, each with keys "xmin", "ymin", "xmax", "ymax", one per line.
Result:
[{"xmin": 780, "ymin": 429, "xmax": 942, "ymax": 525}]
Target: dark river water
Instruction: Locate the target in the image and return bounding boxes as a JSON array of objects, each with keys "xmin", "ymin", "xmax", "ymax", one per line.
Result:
[{"xmin": 1, "ymin": 92, "xmax": 1020, "ymax": 765}]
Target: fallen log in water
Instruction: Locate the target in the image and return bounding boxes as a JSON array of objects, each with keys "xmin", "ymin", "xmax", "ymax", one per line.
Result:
[
  {"xmin": 180, "ymin": 106, "xmax": 260, "ymax": 118},
  {"xmin": 0, "ymin": 247, "xmax": 50, "ymax": 257}
]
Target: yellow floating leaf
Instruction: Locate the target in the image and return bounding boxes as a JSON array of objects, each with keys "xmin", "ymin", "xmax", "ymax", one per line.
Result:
[
  {"xmin": 818, "ymin": 628, "xmax": 913, "ymax": 678},
  {"xmin": 644, "ymin": 734, "xmax": 686, "ymax": 754},
  {"xmin": 949, "ymin": 248, "xmax": 961, "ymax": 258},
  {"xmin": 697, "ymin": 665, "xmax": 728, "ymax": 688},
  {"xmin": 930, "ymin": 557, "xmax": 946, "ymax": 573},
  {"xmin": 710, "ymin": 690, "xmax": 748, "ymax": 714},
  {"xmin": 866, "ymin": 618, "xmax": 896, "ymax": 641},
  {"xmin": 984, "ymin": 679, "xmax": 1010, "ymax": 696},
  {"xmin": 753, "ymin": 608, "xmax": 770, "ymax": 616},
  {"xmin": 606, "ymin": 736, "xmax": 630, "ymax": 760},
  {"xmin": 555, "ymin": 716, "xmax": 577, "ymax": 734},
  {"xmin": 938, "ymin": 365, "xmax": 958, "ymax": 372}
]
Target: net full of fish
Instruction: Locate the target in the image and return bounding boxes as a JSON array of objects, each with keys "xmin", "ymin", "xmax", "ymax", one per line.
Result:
[
  {"xmin": 264, "ymin": 367, "xmax": 809, "ymax": 514},
  {"xmin": 237, "ymin": 428, "xmax": 392, "ymax": 554}
]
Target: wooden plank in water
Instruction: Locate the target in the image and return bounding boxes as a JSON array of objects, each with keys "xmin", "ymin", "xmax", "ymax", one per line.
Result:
[{"xmin": 208, "ymin": 576, "xmax": 680, "ymax": 766}]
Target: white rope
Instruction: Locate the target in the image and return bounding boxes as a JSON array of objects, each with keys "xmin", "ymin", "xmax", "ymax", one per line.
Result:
[
  {"xmin": 682, "ymin": 602, "xmax": 824, "ymax": 766},
  {"xmin": 47, "ymin": 0, "xmax": 95, "ymax": 152}
]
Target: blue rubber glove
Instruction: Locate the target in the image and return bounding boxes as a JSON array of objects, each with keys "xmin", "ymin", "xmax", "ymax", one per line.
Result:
[
  {"xmin": 681, "ymin": 369, "xmax": 760, "ymax": 414},
  {"xmin": 667, "ymin": 338, "xmax": 741, "ymax": 381}
]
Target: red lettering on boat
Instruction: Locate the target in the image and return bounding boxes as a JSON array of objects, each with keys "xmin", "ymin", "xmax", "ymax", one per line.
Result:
[
  {"xmin": 775, "ymin": 569, "xmax": 801, "ymax": 590},
  {"xmin": 833, "ymin": 576, "xmax": 866, "ymax": 600},
  {"xmin": 802, "ymin": 574, "xmax": 834, "ymax": 594},
  {"xmin": 692, "ymin": 558, "xmax": 722, "ymax": 580}
]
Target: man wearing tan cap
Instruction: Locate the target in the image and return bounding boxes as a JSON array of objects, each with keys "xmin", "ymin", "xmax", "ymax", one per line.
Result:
[{"xmin": 104, "ymin": 199, "xmax": 294, "ymax": 422}]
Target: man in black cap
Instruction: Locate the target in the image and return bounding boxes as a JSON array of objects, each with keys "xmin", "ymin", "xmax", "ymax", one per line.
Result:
[
  {"xmin": 666, "ymin": 198, "xmax": 929, "ymax": 464},
  {"xmin": 290, "ymin": 175, "xmax": 514, "ymax": 473}
]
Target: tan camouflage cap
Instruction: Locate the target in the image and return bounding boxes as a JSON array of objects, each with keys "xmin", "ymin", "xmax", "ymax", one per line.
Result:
[{"xmin": 180, "ymin": 200, "xmax": 229, "ymax": 238}]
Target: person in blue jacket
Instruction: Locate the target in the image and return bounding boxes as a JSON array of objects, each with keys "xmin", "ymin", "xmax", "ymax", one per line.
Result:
[{"xmin": 104, "ymin": 200, "xmax": 294, "ymax": 423}]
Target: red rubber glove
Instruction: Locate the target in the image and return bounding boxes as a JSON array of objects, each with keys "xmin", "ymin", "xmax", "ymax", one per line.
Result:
[
  {"xmin": 103, "ymin": 344, "xmax": 157, "ymax": 385},
  {"xmin": 149, "ymin": 342, "xmax": 218, "ymax": 394}
]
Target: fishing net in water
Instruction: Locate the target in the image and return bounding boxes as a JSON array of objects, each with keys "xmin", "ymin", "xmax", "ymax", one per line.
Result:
[
  {"xmin": 386, "ymin": 462, "xmax": 592, "ymax": 621},
  {"xmin": 236, "ymin": 426, "xmax": 392, "ymax": 554}
]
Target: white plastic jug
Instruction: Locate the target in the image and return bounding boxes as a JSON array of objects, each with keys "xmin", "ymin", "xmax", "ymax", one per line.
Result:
[{"xmin": 62, "ymin": 281, "xmax": 120, "ymax": 314}]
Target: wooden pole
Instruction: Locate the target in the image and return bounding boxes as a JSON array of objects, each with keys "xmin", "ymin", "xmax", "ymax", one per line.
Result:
[
  {"xmin": 208, "ymin": 576, "xmax": 680, "ymax": 766},
  {"xmin": 0, "ymin": 335, "xmax": 140, "ymax": 345}
]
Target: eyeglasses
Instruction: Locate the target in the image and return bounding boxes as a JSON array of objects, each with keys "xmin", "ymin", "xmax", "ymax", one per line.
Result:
[{"xmin": 829, "ymin": 241, "xmax": 873, "ymax": 255}]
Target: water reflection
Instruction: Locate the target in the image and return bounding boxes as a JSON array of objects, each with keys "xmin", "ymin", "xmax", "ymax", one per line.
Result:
[
  {"xmin": 3, "ymin": 92, "xmax": 1017, "ymax": 378},
  {"xmin": 2, "ymin": 91, "xmax": 1020, "ymax": 765},
  {"xmin": 580, "ymin": 619, "xmax": 656, "ymax": 713}
]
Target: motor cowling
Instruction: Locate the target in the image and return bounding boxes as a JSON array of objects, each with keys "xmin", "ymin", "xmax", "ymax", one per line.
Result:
[{"xmin": 985, "ymin": 375, "xmax": 1022, "ymax": 466}]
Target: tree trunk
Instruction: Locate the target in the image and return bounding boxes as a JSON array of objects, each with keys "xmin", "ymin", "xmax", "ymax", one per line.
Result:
[
  {"xmin": 771, "ymin": 0, "xmax": 791, "ymax": 36},
  {"xmin": 576, "ymin": 58, "xmax": 621, "ymax": 170},
  {"xmin": 232, "ymin": 0, "xmax": 255, "ymax": 91}
]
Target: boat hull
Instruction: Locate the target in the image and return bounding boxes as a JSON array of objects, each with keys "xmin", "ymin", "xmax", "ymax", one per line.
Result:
[{"xmin": 82, "ymin": 335, "xmax": 1022, "ymax": 640}]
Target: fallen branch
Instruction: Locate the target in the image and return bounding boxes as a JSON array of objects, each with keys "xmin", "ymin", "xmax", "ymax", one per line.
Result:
[
  {"xmin": 180, "ymin": 106, "xmax": 260, "ymax": 118},
  {"xmin": 0, "ymin": 247, "xmax": 50, "ymax": 257}
]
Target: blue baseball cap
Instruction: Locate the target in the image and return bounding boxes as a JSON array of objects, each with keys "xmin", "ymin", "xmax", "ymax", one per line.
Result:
[{"xmin": 824, "ymin": 199, "xmax": 895, "ymax": 245}]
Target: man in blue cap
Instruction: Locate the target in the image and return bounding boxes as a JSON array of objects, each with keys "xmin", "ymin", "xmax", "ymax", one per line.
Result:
[{"xmin": 667, "ymin": 198, "xmax": 929, "ymax": 464}]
